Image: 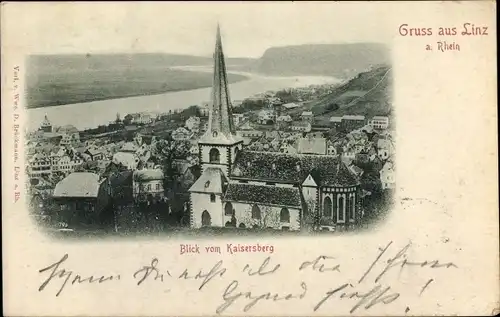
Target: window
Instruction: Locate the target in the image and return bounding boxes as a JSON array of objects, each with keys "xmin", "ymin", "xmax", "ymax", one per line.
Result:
[
  {"xmin": 147, "ymin": 184, "xmax": 151, "ymax": 191},
  {"xmin": 209, "ymin": 148, "xmax": 220, "ymax": 163},
  {"xmin": 156, "ymin": 183, "xmax": 160, "ymax": 190},
  {"xmin": 338, "ymin": 196, "xmax": 345, "ymax": 222},
  {"xmin": 239, "ymin": 223, "xmax": 246, "ymax": 229},
  {"xmin": 252, "ymin": 205, "xmax": 261, "ymax": 219},
  {"xmin": 280, "ymin": 208, "xmax": 290, "ymax": 222},
  {"xmin": 224, "ymin": 202, "xmax": 234, "ymax": 216},
  {"xmin": 350, "ymin": 195, "xmax": 356, "ymax": 221},
  {"xmin": 210, "ymin": 194, "xmax": 216, "ymax": 202},
  {"xmin": 323, "ymin": 196, "xmax": 332, "ymax": 217},
  {"xmin": 204, "ymin": 181, "xmax": 211, "ymax": 188}
]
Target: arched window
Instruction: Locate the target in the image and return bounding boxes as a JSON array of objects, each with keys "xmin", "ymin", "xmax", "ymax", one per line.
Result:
[
  {"xmin": 252, "ymin": 205, "xmax": 261, "ymax": 219},
  {"xmin": 210, "ymin": 194, "xmax": 216, "ymax": 202},
  {"xmin": 234, "ymin": 147, "xmax": 240, "ymax": 160},
  {"xmin": 323, "ymin": 196, "xmax": 332, "ymax": 217},
  {"xmin": 239, "ymin": 223, "xmax": 246, "ymax": 229},
  {"xmin": 350, "ymin": 195, "xmax": 356, "ymax": 221},
  {"xmin": 225, "ymin": 202, "xmax": 234, "ymax": 216},
  {"xmin": 209, "ymin": 148, "xmax": 220, "ymax": 163},
  {"xmin": 280, "ymin": 208, "xmax": 290, "ymax": 222},
  {"xmin": 338, "ymin": 196, "xmax": 345, "ymax": 222},
  {"xmin": 201, "ymin": 210, "xmax": 211, "ymax": 227}
]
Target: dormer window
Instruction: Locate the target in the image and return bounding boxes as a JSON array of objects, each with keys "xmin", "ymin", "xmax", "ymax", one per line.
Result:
[
  {"xmin": 296, "ymin": 164, "xmax": 301, "ymax": 172},
  {"xmin": 204, "ymin": 181, "xmax": 211, "ymax": 188},
  {"xmin": 272, "ymin": 163, "xmax": 276, "ymax": 170},
  {"xmin": 247, "ymin": 161, "xmax": 251, "ymax": 168}
]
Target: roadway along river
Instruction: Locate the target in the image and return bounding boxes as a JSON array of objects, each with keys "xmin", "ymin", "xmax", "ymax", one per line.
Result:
[{"xmin": 27, "ymin": 68, "xmax": 340, "ymax": 131}]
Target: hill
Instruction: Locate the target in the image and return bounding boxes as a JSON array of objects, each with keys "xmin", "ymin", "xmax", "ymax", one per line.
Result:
[
  {"xmin": 250, "ymin": 43, "xmax": 390, "ymax": 79},
  {"xmin": 287, "ymin": 65, "xmax": 393, "ymax": 124},
  {"xmin": 26, "ymin": 54, "xmax": 251, "ymax": 108}
]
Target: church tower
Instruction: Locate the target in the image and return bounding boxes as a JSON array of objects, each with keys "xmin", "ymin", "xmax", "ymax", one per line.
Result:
[
  {"xmin": 198, "ymin": 24, "xmax": 243, "ymax": 176},
  {"xmin": 189, "ymin": 25, "xmax": 243, "ymax": 229},
  {"xmin": 40, "ymin": 114, "xmax": 52, "ymax": 133}
]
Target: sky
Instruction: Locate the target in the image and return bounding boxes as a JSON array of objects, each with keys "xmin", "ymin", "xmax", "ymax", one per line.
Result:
[{"xmin": 9, "ymin": 2, "xmax": 392, "ymax": 58}]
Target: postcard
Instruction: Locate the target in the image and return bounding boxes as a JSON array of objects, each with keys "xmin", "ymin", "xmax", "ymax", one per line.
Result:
[{"xmin": 1, "ymin": 1, "xmax": 498, "ymax": 316}]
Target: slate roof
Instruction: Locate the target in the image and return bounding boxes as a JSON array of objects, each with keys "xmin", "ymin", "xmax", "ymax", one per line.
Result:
[
  {"xmin": 224, "ymin": 183, "xmax": 302, "ymax": 208},
  {"xmin": 189, "ymin": 167, "xmax": 227, "ymax": 194},
  {"xmin": 230, "ymin": 150, "xmax": 360, "ymax": 187},
  {"xmin": 53, "ymin": 172, "xmax": 101, "ymax": 198}
]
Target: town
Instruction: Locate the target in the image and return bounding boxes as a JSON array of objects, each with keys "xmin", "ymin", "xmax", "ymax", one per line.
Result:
[{"xmin": 26, "ymin": 27, "xmax": 395, "ymax": 236}]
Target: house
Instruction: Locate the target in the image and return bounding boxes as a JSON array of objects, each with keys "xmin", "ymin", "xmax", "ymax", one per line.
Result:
[
  {"xmin": 189, "ymin": 27, "xmax": 362, "ymax": 232},
  {"xmin": 326, "ymin": 140, "xmax": 337, "ymax": 156},
  {"xmin": 380, "ymin": 161, "xmax": 395, "ymax": 189},
  {"xmin": 282, "ymin": 102, "xmax": 300, "ymax": 110},
  {"xmin": 131, "ymin": 112, "xmax": 153, "ymax": 125},
  {"xmin": 377, "ymin": 139, "xmax": 395, "ymax": 160},
  {"xmin": 84, "ymin": 148, "xmax": 104, "ymax": 161},
  {"xmin": 132, "ymin": 169, "xmax": 165, "ymax": 203},
  {"xmin": 329, "ymin": 116, "xmax": 343, "ymax": 128},
  {"xmin": 258, "ymin": 110, "xmax": 275, "ymax": 125},
  {"xmin": 290, "ymin": 121, "xmax": 312, "ymax": 133},
  {"xmin": 172, "ymin": 127, "xmax": 192, "ymax": 141},
  {"xmin": 297, "ymin": 137, "xmax": 327, "ymax": 155},
  {"xmin": 52, "ymin": 172, "xmax": 111, "ymax": 226},
  {"xmin": 112, "ymin": 152, "xmax": 138, "ymax": 170},
  {"xmin": 369, "ymin": 116, "xmax": 390, "ymax": 130},
  {"xmin": 342, "ymin": 115, "xmax": 366, "ymax": 131},
  {"xmin": 232, "ymin": 113, "xmax": 245, "ymax": 126},
  {"xmin": 28, "ymin": 153, "xmax": 52, "ymax": 177},
  {"xmin": 301, "ymin": 111, "xmax": 314, "ymax": 123},
  {"xmin": 121, "ymin": 142, "xmax": 139, "ymax": 153}
]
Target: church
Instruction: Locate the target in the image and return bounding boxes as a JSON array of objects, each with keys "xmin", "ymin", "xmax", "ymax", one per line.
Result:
[{"xmin": 188, "ymin": 25, "xmax": 363, "ymax": 232}]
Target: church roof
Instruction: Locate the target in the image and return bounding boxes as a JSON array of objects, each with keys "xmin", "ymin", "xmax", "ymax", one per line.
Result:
[
  {"xmin": 199, "ymin": 24, "xmax": 241, "ymax": 145},
  {"xmin": 224, "ymin": 183, "xmax": 302, "ymax": 208},
  {"xmin": 189, "ymin": 167, "xmax": 228, "ymax": 194},
  {"xmin": 230, "ymin": 150, "xmax": 360, "ymax": 187}
]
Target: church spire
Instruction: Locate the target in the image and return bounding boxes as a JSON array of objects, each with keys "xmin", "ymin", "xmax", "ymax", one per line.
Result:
[{"xmin": 201, "ymin": 24, "xmax": 239, "ymax": 144}]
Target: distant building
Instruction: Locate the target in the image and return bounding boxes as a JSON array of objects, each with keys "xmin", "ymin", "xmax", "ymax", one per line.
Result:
[
  {"xmin": 28, "ymin": 153, "xmax": 52, "ymax": 177},
  {"xmin": 297, "ymin": 137, "xmax": 327, "ymax": 155},
  {"xmin": 282, "ymin": 102, "xmax": 300, "ymax": 110},
  {"xmin": 131, "ymin": 113, "xmax": 153, "ymax": 125},
  {"xmin": 380, "ymin": 161, "xmax": 395, "ymax": 189},
  {"xmin": 342, "ymin": 115, "xmax": 366, "ymax": 131},
  {"xmin": 369, "ymin": 116, "xmax": 390, "ymax": 130},
  {"xmin": 84, "ymin": 148, "xmax": 104, "ymax": 161},
  {"xmin": 329, "ymin": 116, "xmax": 343, "ymax": 128},
  {"xmin": 290, "ymin": 121, "xmax": 312, "ymax": 133},
  {"xmin": 53, "ymin": 172, "xmax": 111, "ymax": 226},
  {"xmin": 133, "ymin": 169, "xmax": 165, "ymax": 203},
  {"xmin": 377, "ymin": 139, "xmax": 395, "ymax": 160},
  {"xmin": 40, "ymin": 114, "xmax": 53, "ymax": 133},
  {"xmin": 301, "ymin": 111, "xmax": 314, "ymax": 123},
  {"xmin": 112, "ymin": 152, "xmax": 138, "ymax": 170},
  {"xmin": 232, "ymin": 113, "xmax": 245, "ymax": 126}
]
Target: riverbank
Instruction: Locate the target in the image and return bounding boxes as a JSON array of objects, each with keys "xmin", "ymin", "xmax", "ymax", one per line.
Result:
[{"xmin": 26, "ymin": 68, "xmax": 249, "ymax": 109}]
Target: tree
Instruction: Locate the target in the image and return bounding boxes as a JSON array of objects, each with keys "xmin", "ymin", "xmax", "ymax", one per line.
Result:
[
  {"xmin": 326, "ymin": 103, "xmax": 340, "ymax": 112},
  {"xmin": 155, "ymin": 136, "xmax": 191, "ymax": 197}
]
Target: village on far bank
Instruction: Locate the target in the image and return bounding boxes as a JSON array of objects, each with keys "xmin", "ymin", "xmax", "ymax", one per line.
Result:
[{"xmin": 26, "ymin": 32, "xmax": 395, "ymax": 236}]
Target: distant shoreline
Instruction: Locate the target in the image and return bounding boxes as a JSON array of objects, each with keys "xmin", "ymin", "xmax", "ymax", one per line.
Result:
[{"xmin": 26, "ymin": 74, "xmax": 250, "ymax": 110}]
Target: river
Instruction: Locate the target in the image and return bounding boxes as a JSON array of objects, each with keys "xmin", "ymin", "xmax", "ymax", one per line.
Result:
[{"xmin": 27, "ymin": 68, "xmax": 340, "ymax": 131}]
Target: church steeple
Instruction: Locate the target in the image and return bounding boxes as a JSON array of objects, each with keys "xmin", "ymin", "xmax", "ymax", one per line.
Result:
[{"xmin": 200, "ymin": 24, "xmax": 240, "ymax": 144}]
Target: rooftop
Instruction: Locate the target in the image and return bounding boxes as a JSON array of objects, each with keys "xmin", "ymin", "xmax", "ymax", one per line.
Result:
[
  {"xmin": 53, "ymin": 172, "xmax": 101, "ymax": 198},
  {"xmin": 224, "ymin": 183, "xmax": 302, "ymax": 208},
  {"xmin": 230, "ymin": 150, "xmax": 359, "ymax": 187}
]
